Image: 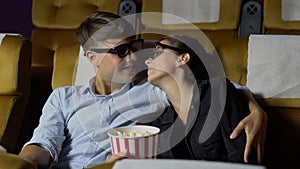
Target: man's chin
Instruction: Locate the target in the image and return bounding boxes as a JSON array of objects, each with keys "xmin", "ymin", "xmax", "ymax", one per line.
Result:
[{"xmin": 114, "ymin": 74, "xmax": 136, "ymax": 83}]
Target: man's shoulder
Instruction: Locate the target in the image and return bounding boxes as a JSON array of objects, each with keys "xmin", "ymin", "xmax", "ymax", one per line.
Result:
[
  {"xmin": 51, "ymin": 85, "xmax": 89, "ymax": 96},
  {"xmin": 131, "ymin": 81, "xmax": 159, "ymax": 91}
]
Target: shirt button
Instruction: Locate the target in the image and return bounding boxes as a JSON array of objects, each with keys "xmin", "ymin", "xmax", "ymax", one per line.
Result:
[{"xmin": 92, "ymin": 141, "xmax": 97, "ymax": 145}]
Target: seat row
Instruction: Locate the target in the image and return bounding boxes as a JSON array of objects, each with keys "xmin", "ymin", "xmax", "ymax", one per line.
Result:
[{"xmin": 0, "ymin": 0, "xmax": 299, "ymax": 169}]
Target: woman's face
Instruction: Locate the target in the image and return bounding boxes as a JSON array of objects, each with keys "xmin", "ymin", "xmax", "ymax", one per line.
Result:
[{"xmin": 145, "ymin": 40, "xmax": 179, "ymax": 86}]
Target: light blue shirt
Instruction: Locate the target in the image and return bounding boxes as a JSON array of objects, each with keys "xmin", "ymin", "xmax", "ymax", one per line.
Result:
[{"xmin": 24, "ymin": 77, "xmax": 168, "ymax": 169}]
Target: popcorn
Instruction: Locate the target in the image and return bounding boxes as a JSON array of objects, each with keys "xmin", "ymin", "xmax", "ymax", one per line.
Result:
[
  {"xmin": 108, "ymin": 125, "xmax": 160, "ymax": 158},
  {"xmin": 116, "ymin": 130, "xmax": 153, "ymax": 137}
]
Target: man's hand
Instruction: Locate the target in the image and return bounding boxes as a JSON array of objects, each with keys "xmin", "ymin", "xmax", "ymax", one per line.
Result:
[
  {"xmin": 230, "ymin": 101, "xmax": 267, "ymax": 164},
  {"xmin": 105, "ymin": 150, "xmax": 129, "ymax": 163}
]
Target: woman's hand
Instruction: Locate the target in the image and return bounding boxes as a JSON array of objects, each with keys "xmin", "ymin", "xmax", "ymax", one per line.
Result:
[
  {"xmin": 230, "ymin": 101, "xmax": 268, "ymax": 164},
  {"xmin": 105, "ymin": 150, "xmax": 129, "ymax": 163}
]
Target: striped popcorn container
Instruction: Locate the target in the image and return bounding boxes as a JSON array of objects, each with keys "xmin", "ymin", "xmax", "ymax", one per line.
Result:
[{"xmin": 108, "ymin": 125, "xmax": 160, "ymax": 159}]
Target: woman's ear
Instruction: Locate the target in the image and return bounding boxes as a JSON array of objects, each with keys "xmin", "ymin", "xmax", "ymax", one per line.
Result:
[{"xmin": 178, "ymin": 53, "xmax": 190, "ymax": 65}]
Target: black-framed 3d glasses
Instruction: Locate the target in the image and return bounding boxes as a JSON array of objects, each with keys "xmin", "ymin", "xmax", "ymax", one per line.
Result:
[
  {"xmin": 90, "ymin": 39, "xmax": 144, "ymax": 58},
  {"xmin": 151, "ymin": 41, "xmax": 184, "ymax": 59}
]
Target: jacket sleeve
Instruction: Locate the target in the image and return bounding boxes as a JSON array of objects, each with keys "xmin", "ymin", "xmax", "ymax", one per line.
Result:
[{"xmin": 220, "ymin": 79, "xmax": 250, "ymax": 163}]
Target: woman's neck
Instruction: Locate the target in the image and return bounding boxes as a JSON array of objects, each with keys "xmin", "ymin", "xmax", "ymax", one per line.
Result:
[{"xmin": 158, "ymin": 76, "xmax": 195, "ymax": 124}]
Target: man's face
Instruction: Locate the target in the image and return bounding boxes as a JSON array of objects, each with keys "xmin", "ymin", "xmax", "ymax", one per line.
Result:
[{"xmin": 87, "ymin": 38, "xmax": 138, "ymax": 84}]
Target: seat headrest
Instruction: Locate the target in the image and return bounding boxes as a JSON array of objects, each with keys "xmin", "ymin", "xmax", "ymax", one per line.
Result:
[
  {"xmin": 161, "ymin": 0, "xmax": 220, "ymax": 25},
  {"xmin": 0, "ymin": 33, "xmax": 22, "ymax": 45},
  {"xmin": 247, "ymin": 34, "xmax": 300, "ymax": 98},
  {"xmin": 282, "ymin": 0, "xmax": 300, "ymax": 21},
  {"xmin": 141, "ymin": 0, "xmax": 241, "ymax": 30},
  {"xmin": 74, "ymin": 47, "xmax": 95, "ymax": 86}
]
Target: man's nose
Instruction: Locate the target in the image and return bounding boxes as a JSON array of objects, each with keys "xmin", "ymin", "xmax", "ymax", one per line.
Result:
[{"xmin": 125, "ymin": 51, "xmax": 137, "ymax": 62}]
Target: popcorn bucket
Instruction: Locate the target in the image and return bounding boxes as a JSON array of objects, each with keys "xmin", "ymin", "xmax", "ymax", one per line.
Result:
[{"xmin": 108, "ymin": 125, "xmax": 160, "ymax": 158}]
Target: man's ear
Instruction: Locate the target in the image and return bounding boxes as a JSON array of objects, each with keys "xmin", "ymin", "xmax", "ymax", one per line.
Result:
[{"xmin": 86, "ymin": 51, "xmax": 98, "ymax": 67}]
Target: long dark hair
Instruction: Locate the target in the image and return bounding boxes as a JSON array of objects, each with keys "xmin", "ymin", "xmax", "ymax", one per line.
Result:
[{"xmin": 159, "ymin": 34, "xmax": 209, "ymax": 82}]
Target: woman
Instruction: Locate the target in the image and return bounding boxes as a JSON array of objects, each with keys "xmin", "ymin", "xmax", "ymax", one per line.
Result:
[{"xmin": 143, "ymin": 34, "xmax": 257, "ymax": 163}]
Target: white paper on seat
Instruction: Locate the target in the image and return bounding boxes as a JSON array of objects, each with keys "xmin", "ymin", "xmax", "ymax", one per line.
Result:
[
  {"xmin": 0, "ymin": 33, "xmax": 22, "ymax": 45},
  {"xmin": 0, "ymin": 145, "xmax": 6, "ymax": 153},
  {"xmin": 282, "ymin": 0, "xmax": 300, "ymax": 21},
  {"xmin": 74, "ymin": 47, "xmax": 95, "ymax": 86},
  {"xmin": 162, "ymin": 0, "xmax": 220, "ymax": 24},
  {"xmin": 247, "ymin": 35, "xmax": 300, "ymax": 98},
  {"xmin": 113, "ymin": 159, "xmax": 266, "ymax": 169}
]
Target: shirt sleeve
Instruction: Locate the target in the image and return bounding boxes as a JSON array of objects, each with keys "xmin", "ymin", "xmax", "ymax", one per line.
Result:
[{"xmin": 23, "ymin": 88, "xmax": 67, "ymax": 163}]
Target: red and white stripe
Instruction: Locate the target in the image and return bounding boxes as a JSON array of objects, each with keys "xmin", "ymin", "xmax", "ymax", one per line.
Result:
[{"xmin": 110, "ymin": 135, "xmax": 158, "ymax": 158}]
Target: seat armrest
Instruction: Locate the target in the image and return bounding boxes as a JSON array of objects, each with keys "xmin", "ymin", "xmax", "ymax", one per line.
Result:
[{"xmin": 0, "ymin": 153, "xmax": 37, "ymax": 169}]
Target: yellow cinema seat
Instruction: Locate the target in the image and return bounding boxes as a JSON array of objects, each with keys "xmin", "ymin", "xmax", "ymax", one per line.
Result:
[
  {"xmin": 0, "ymin": 153, "xmax": 37, "ymax": 169},
  {"xmin": 51, "ymin": 43, "xmax": 80, "ymax": 89},
  {"xmin": 216, "ymin": 37, "xmax": 300, "ymax": 169},
  {"xmin": 140, "ymin": 0, "xmax": 242, "ymax": 52},
  {"xmin": 21, "ymin": 0, "xmax": 121, "ymax": 152},
  {"xmin": 0, "ymin": 35, "xmax": 31, "ymax": 153},
  {"xmin": 264, "ymin": 0, "xmax": 300, "ymax": 34}
]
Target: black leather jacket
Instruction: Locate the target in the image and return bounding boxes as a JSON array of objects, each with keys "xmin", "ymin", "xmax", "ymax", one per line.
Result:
[{"xmin": 144, "ymin": 78, "xmax": 253, "ymax": 163}]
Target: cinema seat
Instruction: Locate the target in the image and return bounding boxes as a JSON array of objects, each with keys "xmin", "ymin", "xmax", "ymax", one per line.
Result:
[
  {"xmin": 51, "ymin": 43, "xmax": 80, "ymax": 89},
  {"xmin": 21, "ymin": 0, "xmax": 121, "ymax": 152},
  {"xmin": 215, "ymin": 36, "xmax": 300, "ymax": 169},
  {"xmin": 264, "ymin": 0, "xmax": 300, "ymax": 34},
  {"xmin": 140, "ymin": 0, "xmax": 242, "ymax": 53},
  {"xmin": 0, "ymin": 34, "xmax": 31, "ymax": 153},
  {"xmin": 0, "ymin": 153, "xmax": 37, "ymax": 169}
]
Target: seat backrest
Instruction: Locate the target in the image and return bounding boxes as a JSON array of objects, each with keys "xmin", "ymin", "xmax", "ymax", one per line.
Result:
[
  {"xmin": 52, "ymin": 43, "xmax": 81, "ymax": 89},
  {"xmin": 215, "ymin": 38, "xmax": 249, "ymax": 86},
  {"xmin": 247, "ymin": 34, "xmax": 300, "ymax": 99},
  {"xmin": 140, "ymin": 0, "xmax": 242, "ymax": 52},
  {"xmin": 0, "ymin": 34, "xmax": 31, "ymax": 153},
  {"xmin": 31, "ymin": 0, "xmax": 121, "ymax": 87},
  {"xmin": 264, "ymin": 0, "xmax": 300, "ymax": 34},
  {"xmin": 215, "ymin": 35, "xmax": 300, "ymax": 169},
  {"xmin": 22, "ymin": 0, "xmax": 122, "ymax": 154}
]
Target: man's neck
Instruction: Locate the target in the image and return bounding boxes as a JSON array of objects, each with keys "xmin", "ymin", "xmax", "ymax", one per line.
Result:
[{"xmin": 95, "ymin": 79, "xmax": 125, "ymax": 95}]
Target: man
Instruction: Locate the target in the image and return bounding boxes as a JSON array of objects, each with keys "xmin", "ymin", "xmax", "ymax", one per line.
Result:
[{"xmin": 19, "ymin": 12, "xmax": 267, "ymax": 168}]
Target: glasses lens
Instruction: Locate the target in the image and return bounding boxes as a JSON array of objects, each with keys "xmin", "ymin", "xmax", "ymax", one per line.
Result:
[
  {"xmin": 150, "ymin": 49, "xmax": 163, "ymax": 59},
  {"xmin": 154, "ymin": 41, "xmax": 183, "ymax": 53},
  {"xmin": 91, "ymin": 39, "xmax": 144, "ymax": 58},
  {"xmin": 130, "ymin": 40, "xmax": 143, "ymax": 52},
  {"xmin": 110, "ymin": 44, "xmax": 130, "ymax": 58}
]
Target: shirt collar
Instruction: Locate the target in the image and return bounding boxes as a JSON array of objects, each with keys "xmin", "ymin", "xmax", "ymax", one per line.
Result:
[{"xmin": 81, "ymin": 76, "xmax": 131, "ymax": 96}]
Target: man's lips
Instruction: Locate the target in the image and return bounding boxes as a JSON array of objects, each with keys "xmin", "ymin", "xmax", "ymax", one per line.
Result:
[{"xmin": 123, "ymin": 65, "xmax": 136, "ymax": 72}]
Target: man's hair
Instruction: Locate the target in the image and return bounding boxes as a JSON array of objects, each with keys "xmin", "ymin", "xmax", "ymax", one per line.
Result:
[{"xmin": 76, "ymin": 11, "xmax": 135, "ymax": 52}]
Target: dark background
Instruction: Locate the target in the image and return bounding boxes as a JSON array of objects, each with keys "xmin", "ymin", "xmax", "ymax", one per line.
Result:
[{"xmin": 0, "ymin": 0, "xmax": 34, "ymax": 39}]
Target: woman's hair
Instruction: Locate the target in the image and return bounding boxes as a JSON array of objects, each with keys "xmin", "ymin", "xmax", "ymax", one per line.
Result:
[
  {"xmin": 159, "ymin": 34, "xmax": 209, "ymax": 81},
  {"xmin": 76, "ymin": 11, "xmax": 135, "ymax": 52}
]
